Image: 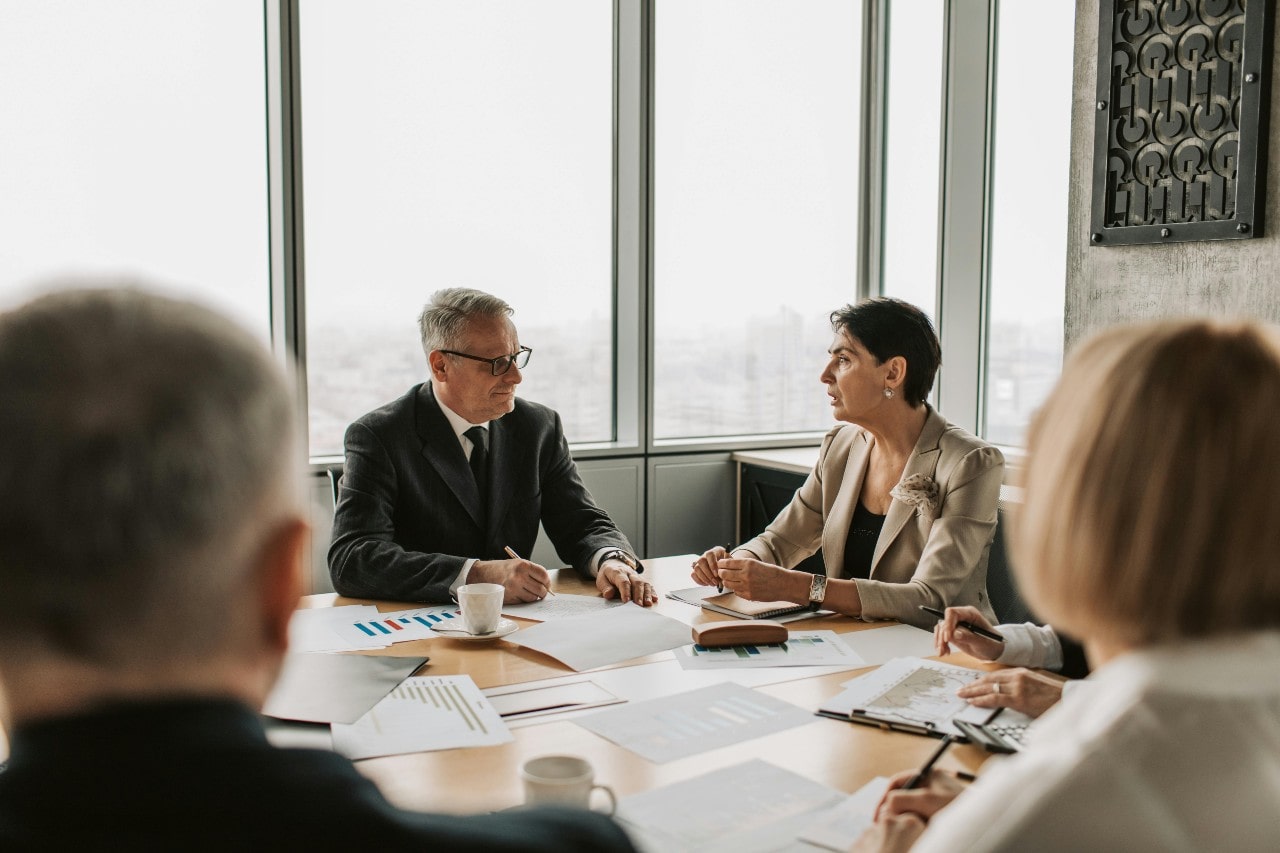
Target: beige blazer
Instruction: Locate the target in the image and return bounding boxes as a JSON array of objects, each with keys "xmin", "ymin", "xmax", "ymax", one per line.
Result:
[{"xmin": 738, "ymin": 407, "xmax": 1003, "ymax": 629}]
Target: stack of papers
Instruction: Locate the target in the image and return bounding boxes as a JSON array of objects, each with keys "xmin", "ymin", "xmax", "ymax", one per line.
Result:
[
  {"xmin": 502, "ymin": 592, "xmax": 625, "ymax": 621},
  {"xmin": 331, "ymin": 674, "xmax": 512, "ymax": 760}
]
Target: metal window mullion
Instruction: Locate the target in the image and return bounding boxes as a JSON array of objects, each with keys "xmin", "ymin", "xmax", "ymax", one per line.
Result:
[
  {"xmin": 264, "ymin": 0, "xmax": 309, "ymax": 443},
  {"xmin": 934, "ymin": 0, "xmax": 993, "ymax": 435}
]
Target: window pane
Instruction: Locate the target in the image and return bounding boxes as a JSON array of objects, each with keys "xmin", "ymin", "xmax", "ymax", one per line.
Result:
[
  {"xmin": 984, "ymin": 1, "xmax": 1073, "ymax": 445},
  {"xmin": 654, "ymin": 0, "xmax": 862, "ymax": 441},
  {"xmin": 0, "ymin": 1, "xmax": 269, "ymax": 334},
  {"xmin": 879, "ymin": 0, "xmax": 945, "ymax": 318},
  {"xmin": 301, "ymin": 0, "xmax": 613, "ymax": 457}
]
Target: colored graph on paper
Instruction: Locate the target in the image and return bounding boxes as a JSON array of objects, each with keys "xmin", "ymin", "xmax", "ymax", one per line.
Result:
[
  {"xmin": 330, "ymin": 675, "xmax": 511, "ymax": 760},
  {"xmin": 330, "ymin": 605, "xmax": 462, "ymax": 647},
  {"xmin": 675, "ymin": 630, "xmax": 866, "ymax": 670},
  {"xmin": 820, "ymin": 657, "xmax": 993, "ymax": 736},
  {"xmin": 575, "ymin": 682, "xmax": 813, "ymax": 763}
]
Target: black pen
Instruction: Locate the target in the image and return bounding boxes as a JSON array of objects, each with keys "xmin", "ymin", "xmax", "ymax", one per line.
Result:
[
  {"xmin": 903, "ymin": 733, "xmax": 957, "ymax": 790},
  {"xmin": 919, "ymin": 605, "xmax": 1004, "ymax": 642}
]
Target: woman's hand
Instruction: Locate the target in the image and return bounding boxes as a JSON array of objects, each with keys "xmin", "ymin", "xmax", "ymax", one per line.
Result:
[
  {"xmin": 933, "ymin": 605, "xmax": 1004, "ymax": 660},
  {"xmin": 956, "ymin": 668, "xmax": 1063, "ymax": 718},
  {"xmin": 690, "ymin": 546, "xmax": 729, "ymax": 587},
  {"xmin": 875, "ymin": 768, "xmax": 970, "ymax": 821},
  {"xmin": 715, "ymin": 556, "xmax": 805, "ymax": 602},
  {"xmin": 849, "ymin": 813, "xmax": 925, "ymax": 853}
]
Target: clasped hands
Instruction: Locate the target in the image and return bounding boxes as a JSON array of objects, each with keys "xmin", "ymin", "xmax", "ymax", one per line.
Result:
[
  {"xmin": 690, "ymin": 546, "xmax": 802, "ymax": 602},
  {"xmin": 470, "ymin": 555, "xmax": 655, "ymax": 605}
]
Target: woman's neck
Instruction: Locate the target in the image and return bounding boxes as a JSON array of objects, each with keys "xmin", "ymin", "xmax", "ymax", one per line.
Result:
[{"xmin": 860, "ymin": 404, "xmax": 929, "ymax": 461}]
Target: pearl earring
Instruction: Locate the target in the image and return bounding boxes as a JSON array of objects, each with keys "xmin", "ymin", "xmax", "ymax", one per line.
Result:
[{"xmin": 883, "ymin": 388, "xmax": 894, "ymax": 398}]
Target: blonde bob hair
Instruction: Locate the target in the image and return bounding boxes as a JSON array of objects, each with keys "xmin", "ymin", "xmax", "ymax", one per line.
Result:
[{"xmin": 1012, "ymin": 319, "xmax": 1280, "ymax": 650}]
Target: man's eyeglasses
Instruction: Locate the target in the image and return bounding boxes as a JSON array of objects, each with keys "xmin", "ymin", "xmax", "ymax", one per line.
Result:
[{"xmin": 440, "ymin": 346, "xmax": 532, "ymax": 376}]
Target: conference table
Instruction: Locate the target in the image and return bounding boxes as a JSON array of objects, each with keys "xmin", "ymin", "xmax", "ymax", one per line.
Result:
[{"xmin": 300, "ymin": 555, "xmax": 1004, "ymax": 818}]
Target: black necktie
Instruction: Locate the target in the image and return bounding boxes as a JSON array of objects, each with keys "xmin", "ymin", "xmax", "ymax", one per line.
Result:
[{"xmin": 465, "ymin": 426, "xmax": 488, "ymax": 497}]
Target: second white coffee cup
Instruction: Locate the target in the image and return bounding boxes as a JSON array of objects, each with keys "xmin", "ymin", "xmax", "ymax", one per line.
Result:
[
  {"xmin": 457, "ymin": 582, "xmax": 504, "ymax": 634},
  {"xmin": 520, "ymin": 755, "xmax": 616, "ymax": 815}
]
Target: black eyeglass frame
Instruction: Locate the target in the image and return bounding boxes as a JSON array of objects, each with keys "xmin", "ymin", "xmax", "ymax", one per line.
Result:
[{"xmin": 439, "ymin": 346, "xmax": 533, "ymax": 376}]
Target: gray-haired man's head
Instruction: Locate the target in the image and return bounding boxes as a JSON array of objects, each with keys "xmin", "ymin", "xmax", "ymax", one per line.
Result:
[{"xmin": 0, "ymin": 286, "xmax": 301, "ymax": 669}]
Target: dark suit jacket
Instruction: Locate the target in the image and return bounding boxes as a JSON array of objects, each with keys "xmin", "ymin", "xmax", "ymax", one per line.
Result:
[
  {"xmin": 0, "ymin": 698, "xmax": 636, "ymax": 851},
  {"xmin": 329, "ymin": 383, "xmax": 632, "ymax": 602}
]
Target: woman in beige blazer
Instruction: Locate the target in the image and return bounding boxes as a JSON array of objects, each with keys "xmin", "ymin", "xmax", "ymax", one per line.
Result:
[{"xmin": 692, "ymin": 298, "xmax": 1003, "ymax": 628}]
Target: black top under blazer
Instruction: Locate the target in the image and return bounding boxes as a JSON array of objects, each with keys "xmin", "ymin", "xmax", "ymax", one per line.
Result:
[{"xmin": 329, "ymin": 382, "xmax": 632, "ymax": 602}]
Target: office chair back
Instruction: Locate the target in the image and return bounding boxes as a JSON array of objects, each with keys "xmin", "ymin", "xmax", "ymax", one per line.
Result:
[
  {"xmin": 327, "ymin": 466, "xmax": 343, "ymax": 508},
  {"xmin": 986, "ymin": 504, "xmax": 1036, "ymax": 625}
]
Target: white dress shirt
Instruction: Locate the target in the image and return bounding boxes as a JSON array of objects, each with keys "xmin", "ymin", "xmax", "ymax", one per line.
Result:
[
  {"xmin": 436, "ymin": 399, "xmax": 614, "ymax": 596},
  {"xmin": 994, "ymin": 622, "xmax": 1064, "ymax": 670},
  {"xmin": 913, "ymin": 630, "xmax": 1280, "ymax": 852}
]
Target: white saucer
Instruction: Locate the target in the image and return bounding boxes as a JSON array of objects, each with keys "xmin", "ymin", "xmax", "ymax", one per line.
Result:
[{"xmin": 429, "ymin": 618, "xmax": 518, "ymax": 641}]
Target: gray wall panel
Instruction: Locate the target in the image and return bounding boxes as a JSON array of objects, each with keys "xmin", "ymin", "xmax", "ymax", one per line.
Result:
[{"xmin": 646, "ymin": 454, "xmax": 735, "ymax": 558}]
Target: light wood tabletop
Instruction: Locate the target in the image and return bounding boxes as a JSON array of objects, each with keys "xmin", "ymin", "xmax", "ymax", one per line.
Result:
[{"xmin": 301, "ymin": 555, "xmax": 998, "ymax": 815}]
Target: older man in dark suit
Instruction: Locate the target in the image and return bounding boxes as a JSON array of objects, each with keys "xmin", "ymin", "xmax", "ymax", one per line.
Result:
[
  {"xmin": 329, "ymin": 288, "xmax": 654, "ymax": 606},
  {"xmin": 0, "ymin": 287, "xmax": 636, "ymax": 850}
]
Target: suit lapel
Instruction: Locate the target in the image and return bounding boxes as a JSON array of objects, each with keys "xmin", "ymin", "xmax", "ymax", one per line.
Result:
[
  {"xmin": 415, "ymin": 384, "xmax": 485, "ymax": 528},
  {"xmin": 871, "ymin": 407, "xmax": 947, "ymax": 573}
]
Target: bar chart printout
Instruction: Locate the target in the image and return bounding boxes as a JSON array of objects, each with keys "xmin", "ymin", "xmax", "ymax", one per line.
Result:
[
  {"xmin": 330, "ymin": 605, "xmax": 462, "ymax": 646},
  {"xmin": 575, "ymin": 682, "xmax": 813, "ymax": 764},
  {"xmin": 330, "ymin": 675, "xmax": 512, "ymax": 760}
]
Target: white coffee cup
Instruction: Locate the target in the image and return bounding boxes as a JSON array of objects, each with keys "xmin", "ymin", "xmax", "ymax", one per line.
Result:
[
  {"xmin": 520, "ymin": 755, "xmax": 616, "ymax": 815},
  {"xmin": 457, "ymin": 582, "xmax": 504, "ymax": 635}
]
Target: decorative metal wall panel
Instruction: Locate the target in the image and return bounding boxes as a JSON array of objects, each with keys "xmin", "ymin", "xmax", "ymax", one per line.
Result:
[{"xmin": 1091, "ymin": 0, "xmax": 1272, "ymax": 246}]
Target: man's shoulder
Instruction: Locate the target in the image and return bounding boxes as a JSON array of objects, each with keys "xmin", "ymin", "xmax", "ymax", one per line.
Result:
[{"xmin": 350, "ymin": 384, "xmax": 426, "ymax": 434}]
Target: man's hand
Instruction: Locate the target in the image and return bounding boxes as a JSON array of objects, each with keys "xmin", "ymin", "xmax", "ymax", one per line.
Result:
[
  {"xmin": 956, "ymin": 667, "xmax": 1064, "ymax": 718},
  {"xmin": 714, "ymin": 556, "xmax": 804, "ymax": 603},
  {"xmin": 597, "ymin": 559, "xmax": 657, "ymax": 606},
  {"xmin": 690, "ymin": 546, "xmax": 729, "ymax": 587},
  {"xmin": 933, "ymin": 605, "xmax": 1004, "ymax": 661},
  {"xmin": 470, "ymin": 558, "xmax": 553, "ymax": 603}
]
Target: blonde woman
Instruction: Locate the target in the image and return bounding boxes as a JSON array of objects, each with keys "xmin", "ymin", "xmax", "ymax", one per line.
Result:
[
  {"xmin": 692, "ymin": 298, "xmax": 1003, "ymax": 627},
  {"xmin": 857, "ymin": 319, "xmax": 1280, "ymax": 852}
]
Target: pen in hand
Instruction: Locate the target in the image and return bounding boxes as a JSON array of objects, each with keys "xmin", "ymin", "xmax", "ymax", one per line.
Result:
[
  {"xmin": 903, "ymin": 733, "xmax": 957, "ymax": 790},
  {"xmin": 504, "ymin": 545, "xmax": 555, "ymax": 596},
  {"xmin": 919, "ymin": 605, "xmax": 1004, "ymax": 642}
]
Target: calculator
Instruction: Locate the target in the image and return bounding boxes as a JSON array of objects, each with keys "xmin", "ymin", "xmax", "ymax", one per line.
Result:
[{"xmin": 954, "ymin": 718, "xmax": 1031, "ymax": 754}]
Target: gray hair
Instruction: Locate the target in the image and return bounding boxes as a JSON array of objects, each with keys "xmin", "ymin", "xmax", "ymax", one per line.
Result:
[
  {"xmin": 417, "ymin": 287, "xmax": 514, "ymax": 356},
  {"xmin": 0, "ymin": 286, "xmax": 299, "ymax": 665}
]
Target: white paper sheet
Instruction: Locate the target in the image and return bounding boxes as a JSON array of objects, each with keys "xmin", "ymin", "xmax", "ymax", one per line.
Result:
[
  {"xmin": 837, "ymin": 623, "xmax": 938, "ymax": 666},
  {"xmin": 502, "ymin": 592, "xmax": 625, "ymax": 622},
  {"xmin": 328, "ymin": 605, "xmax": 464, "ymax": 646},
  {"xmin": 506, "ymin": 602, "xmax": 692, "ymax": 671},
  {"xmin": 616, "ymin": 759, "xmax": 843, "ymax": 853},
  {"xmin": 823, "ymin": 657, "xmax": 991, "ymax": 736},
  {"xmin": 798, "ymin": 776, "xmax": 891, "ymax": 851},
  {"xmin": 576, "ymin": 682, "xmax": 814, "ymax": 764},
  {"xmin": 288, "ymin": 605, "xmax": 384, "ymax": 652},
  {"xmin": 262, "ymin": 652, "xmax": 427, "ymax": 724},
  {"xmin": 330, "ymin": 675, "xmax": 512, "ymax": 760},
  {"xmin": 675, "ymin": 630, "xmax": 866, "ymax": 670}
]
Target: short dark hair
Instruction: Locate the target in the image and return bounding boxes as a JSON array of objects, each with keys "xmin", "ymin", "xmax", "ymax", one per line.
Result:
[{"xmin": 829, "ymin": 298, "xmax": 941, "ymax": 407}]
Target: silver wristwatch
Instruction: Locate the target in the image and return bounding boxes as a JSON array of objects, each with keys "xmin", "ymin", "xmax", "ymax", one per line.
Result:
[
  {"xmin": 600, "ymin": 549, "xmax": 641, "ymax": 573},
  {"xmin": 808, "ymin": 572, "xmax": 828, "ymax": 610}
]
